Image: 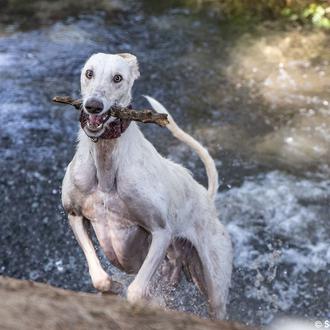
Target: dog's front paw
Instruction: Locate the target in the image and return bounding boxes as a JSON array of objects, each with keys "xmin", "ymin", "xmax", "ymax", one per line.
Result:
[
  {"xmin": 92, "ymin": 273, "xmax": 112, "ymax": 292},
  {"xmin": 126, "ymin": 282, "xmax": 149, "ymax": 304},
  {"xmin": 91, "ymin": 271, "xmax": 123, "ymax": 294}
]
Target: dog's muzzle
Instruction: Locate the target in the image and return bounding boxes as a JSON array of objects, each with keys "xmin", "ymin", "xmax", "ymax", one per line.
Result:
[
  {"xmin": 84, "ymin": 97, "xmax": 104, "ymax": 114},
  {"xmin": 80, "ymin": 106, "xmax": 131, "ymax": 142}
]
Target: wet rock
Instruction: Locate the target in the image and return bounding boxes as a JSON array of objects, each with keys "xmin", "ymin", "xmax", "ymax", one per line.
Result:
[{"xmin": 0, "ymin": 0, "xmax": 128, "ymax": 31}]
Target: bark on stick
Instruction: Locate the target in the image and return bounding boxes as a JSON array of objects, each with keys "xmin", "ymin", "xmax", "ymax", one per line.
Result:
[{"xmin": 52, "ymin": 96, "xmax": 169, "ymax": 127}]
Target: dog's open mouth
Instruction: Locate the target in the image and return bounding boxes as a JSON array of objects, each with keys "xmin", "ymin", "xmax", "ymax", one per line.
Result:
[
  {"xmin": 79, "ymin": 106, "xmax": 132, "ymax": 141},
  {"xmin": 86, "ymin": 112, "xmax": 111, "ymax": 132}
]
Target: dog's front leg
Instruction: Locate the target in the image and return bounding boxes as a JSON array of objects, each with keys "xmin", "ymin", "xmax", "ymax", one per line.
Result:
[
  {"xmin": 68, "ymin": 214, "xmax": 121, "ymax": 293},
  {"xmin": 127, "ymin": 229, "xmax": 171, "ymax": 304}
]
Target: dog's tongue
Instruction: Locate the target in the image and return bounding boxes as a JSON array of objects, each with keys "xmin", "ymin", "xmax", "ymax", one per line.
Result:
[{"xmin": 89, "ymin": 114, "xmax": 103, "ymax": 127}]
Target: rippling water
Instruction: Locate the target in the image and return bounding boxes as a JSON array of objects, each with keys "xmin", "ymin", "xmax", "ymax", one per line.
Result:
[{"xmin": 0, "ymin": 1, "xmax": 329, "ymax": 326}]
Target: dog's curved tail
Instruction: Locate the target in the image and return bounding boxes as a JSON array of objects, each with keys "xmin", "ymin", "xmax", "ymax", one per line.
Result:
[{"xmin": 144, "ymin": 96, "xmax": 219, "ymax": 199}]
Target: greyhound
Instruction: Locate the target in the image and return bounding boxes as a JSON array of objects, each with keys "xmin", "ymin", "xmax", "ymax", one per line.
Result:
[{"xmin": 61, "ymin": 52, "xmax": 233, "ymax": 319}]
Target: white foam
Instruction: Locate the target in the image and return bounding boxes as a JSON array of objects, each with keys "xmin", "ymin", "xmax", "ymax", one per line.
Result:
[
  {"xmin": 216, "ymin": 171, "xmax": 329, "ymax": 319},
  {"xmin": 217, "ymin": 171, "xmax": 330, "ymax": 272}
]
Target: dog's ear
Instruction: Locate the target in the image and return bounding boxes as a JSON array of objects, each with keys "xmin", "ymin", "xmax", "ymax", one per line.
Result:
[{"xmin": 117, "ymin": 53, "xmax": 140, "ymax": 80}]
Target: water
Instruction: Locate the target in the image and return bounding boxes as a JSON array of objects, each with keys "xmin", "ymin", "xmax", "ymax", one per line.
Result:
[{"xmin": 0, "ymin": 1, "xmax": 329, "ymax": 326}]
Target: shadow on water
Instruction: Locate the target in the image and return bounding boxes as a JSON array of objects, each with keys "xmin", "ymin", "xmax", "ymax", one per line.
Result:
[{"xmin": 0, "ymin": 0, "xmax": 329, "ymax": 326}]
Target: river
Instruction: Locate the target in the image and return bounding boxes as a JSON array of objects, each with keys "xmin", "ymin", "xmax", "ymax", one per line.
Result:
[{"xmin": 0, "ymin": 1, "xmax": 329, "ymax": 326}]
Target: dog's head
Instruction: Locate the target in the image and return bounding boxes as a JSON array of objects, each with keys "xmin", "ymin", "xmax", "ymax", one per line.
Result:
[{"xmin": 80, "ymin": 52, "xmax": 140, "ymax": 137}]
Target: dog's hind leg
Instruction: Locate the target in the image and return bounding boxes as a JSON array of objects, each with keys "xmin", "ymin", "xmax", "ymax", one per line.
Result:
[
  {"xmin": 190, "ymin": 220, "xmax": 233, "ymax": 320},
  {"xmin": 161, "ymin": 240, "xmax": 188, "ymax": 286}
]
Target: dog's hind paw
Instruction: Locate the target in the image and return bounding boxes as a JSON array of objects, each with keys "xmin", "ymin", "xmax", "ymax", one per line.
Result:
[{"xmin": 108, "ymin": 280, "xmax": 124, "ymax": 295}]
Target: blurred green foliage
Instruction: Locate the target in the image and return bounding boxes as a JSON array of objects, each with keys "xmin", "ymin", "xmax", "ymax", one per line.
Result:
[
  {"xmin": 173, "ymin": 0, "xmax": 330, "ymax": 28},
  {"xmin": 0, "ymin": 0, "xmax": 329, "ymax": 29},
  {"xmin": 284, "ymin": 2, "xmax": 330, "ymax": 28}
]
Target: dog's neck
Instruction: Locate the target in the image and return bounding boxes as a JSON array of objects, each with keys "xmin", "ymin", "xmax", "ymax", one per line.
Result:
[
  {"xmin": 91, "ymin": 137, "xmax": 118, "ymax": 192},
  {"xmin": 78, "ymin": 95, "xmax": 137, "ymax": 191},
  {"xmin": 78, "ymin": 122, "xmax": 140, "ymax": 192}
]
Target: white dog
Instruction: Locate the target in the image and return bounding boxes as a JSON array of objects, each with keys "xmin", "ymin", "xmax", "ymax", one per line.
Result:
[{"xmin": 62, "ymin": 53, "xmax": 233, "ymax": 319}]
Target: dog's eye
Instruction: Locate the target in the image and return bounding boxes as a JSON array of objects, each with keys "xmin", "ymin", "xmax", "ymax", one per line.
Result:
[
  {"xmin": 113, "ymin": 74, "xmax": 123, "ymax": 83},
  {"xmin": 85, "ymin": 70, "xmax": 93, "ymax": 79}
]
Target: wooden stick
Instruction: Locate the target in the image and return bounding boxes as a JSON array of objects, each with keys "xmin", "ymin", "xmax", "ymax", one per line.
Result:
[{"xmin": 52, "ymin": 96, "xmax": 169, "ymax": 127}]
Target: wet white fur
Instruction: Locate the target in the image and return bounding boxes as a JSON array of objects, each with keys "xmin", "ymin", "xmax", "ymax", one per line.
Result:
[
  {"xmin": 62, "ymin": 53, "xmax": 233, "ymax": 319},
  {"xmin": 144, "ymin": 95, "xmax": 219, "ymax": 199}
]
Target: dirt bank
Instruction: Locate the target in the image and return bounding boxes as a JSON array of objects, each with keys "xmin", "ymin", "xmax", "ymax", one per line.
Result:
[{"xmin": 0, "ymin": 276, "xmax": 257, "ymax": 330}]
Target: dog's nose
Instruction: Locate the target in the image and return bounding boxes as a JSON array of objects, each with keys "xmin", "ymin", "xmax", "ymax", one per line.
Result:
[{"xmin": 84, "ymin": 98, "xmax": 104, "ymax": 114}]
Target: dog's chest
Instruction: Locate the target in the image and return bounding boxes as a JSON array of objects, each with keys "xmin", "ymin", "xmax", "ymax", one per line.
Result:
[
  {"xmin": 81, "ymin": 189, "xmax": 133, "ymax": 227},
  {"xmin": 74, "ymin": 186, "xmax": 150, "ymax": 274}
]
